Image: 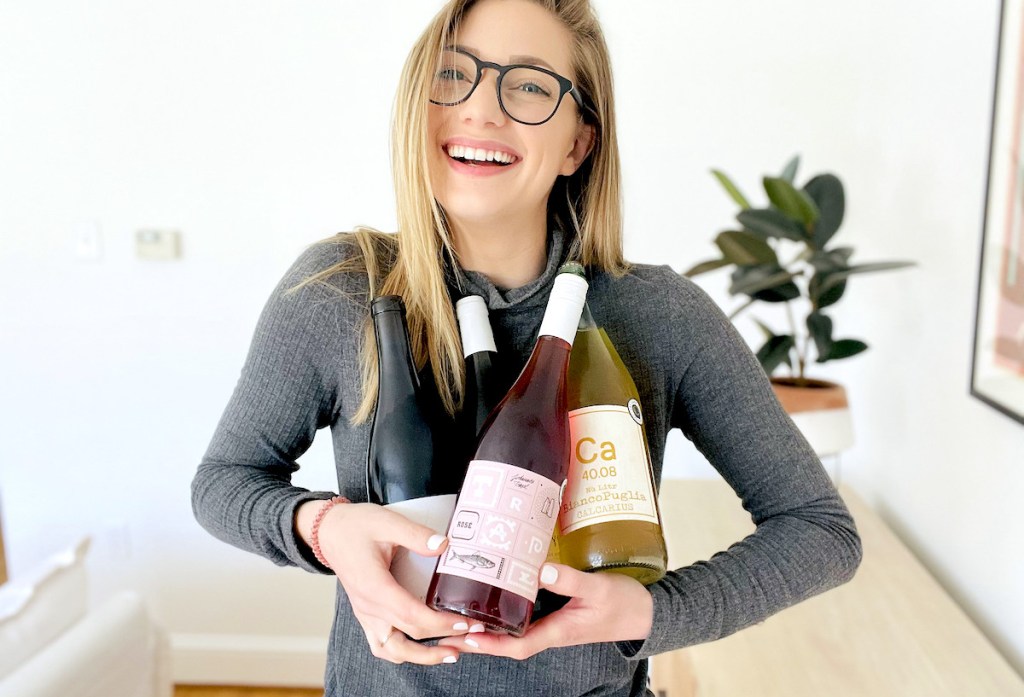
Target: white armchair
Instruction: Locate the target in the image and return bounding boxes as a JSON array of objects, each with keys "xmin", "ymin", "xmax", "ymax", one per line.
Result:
[{"xmin": 0, "ymin": 538, "xmax": 172, "ymax": 697}]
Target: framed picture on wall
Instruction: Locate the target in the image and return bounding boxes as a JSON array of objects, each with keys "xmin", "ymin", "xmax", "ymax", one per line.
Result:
[{"xmin": 972, "ymin": 0, "xmax": 1024, "ymax": 426}]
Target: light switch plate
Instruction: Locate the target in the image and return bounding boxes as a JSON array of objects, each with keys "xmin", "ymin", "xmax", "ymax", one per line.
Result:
[{"xmin": 135, "ymin": 229, "xmax": 181, "ymax": 260}]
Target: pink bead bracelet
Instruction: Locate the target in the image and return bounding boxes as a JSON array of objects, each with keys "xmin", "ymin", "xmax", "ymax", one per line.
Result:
[{"xmin": 311, "ymin": 495, "xmax": 350, "ymax": 569}]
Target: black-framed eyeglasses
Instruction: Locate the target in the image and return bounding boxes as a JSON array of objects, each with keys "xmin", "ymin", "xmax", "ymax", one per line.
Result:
[{"xmin": 429, "ymin": 48, "xmax": 585, "ymax": 126}]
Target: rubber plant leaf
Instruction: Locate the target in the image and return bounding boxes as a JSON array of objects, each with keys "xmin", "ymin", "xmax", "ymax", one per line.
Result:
[
  {"xmin": 712, "ymin": 169, "xmax": 752, "ymax": 209},
  {"xmin": 803, "ymin": 174, "xmax": 845, "ymax": 249},
  {"xmin": 714, "ymin": 230, "xmax": 779, "ymax": 266},
  {"xmin": 814, "ymin": 261, "xmax": 917, "ymax": 297},
  {"xmin": 806, "ymin": 311, "xmax": 834, "ymax": 361},
  {"xmin": 821, "ymin": 338, "xmax": 869, "ymax": 362},
  {"xmin": 683, "ymin": 258, "xmax": 731, "ymax": 277},
  {"xmin": 730, "ymin": 264, "xmax": 801, "ymax": 301},
  {"xmin": 756, "ymin": 334, "xmax": 796, "ymax": 375},
  {"xmin": 764, "ymin": 176, "xmax": 820, "ymax": 229},
  {"xmin": 737, "ymin": 208, "xmax": 808, "ymax": 242},
  {"xmin": 780, "ymin": 155, "xmax": 800, "ymax": 184}
]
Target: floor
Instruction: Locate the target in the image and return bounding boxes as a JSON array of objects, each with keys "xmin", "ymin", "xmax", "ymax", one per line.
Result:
[{"xmin": 174, "ymin": 688, "xmax": 322, "ymax": 697}]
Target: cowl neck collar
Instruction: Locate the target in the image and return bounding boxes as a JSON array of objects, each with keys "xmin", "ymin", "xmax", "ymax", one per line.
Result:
[{"xmin": 445, "ymin": 228, "xmax": 570, "ymax": 312}]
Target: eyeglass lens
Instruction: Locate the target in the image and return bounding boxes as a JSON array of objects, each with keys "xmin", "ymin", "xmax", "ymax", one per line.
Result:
[{"xmin": 431, "ymin": 50, "xmax": 563, "ymax": 124}]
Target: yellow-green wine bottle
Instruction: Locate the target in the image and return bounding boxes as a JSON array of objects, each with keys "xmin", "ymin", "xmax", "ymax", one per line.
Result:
[{"xmin": 559, "ymin": 302, "xmax": 668, "ymax": 584}]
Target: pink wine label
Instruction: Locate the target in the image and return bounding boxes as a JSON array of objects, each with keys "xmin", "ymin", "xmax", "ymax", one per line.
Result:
[
  {"xmin": 436, "ymin": 460, "xmax": 562, "ymax": 602},
  {"xmin": 559, "ymin": 404, "xmax": 659, "ymax": 535}
]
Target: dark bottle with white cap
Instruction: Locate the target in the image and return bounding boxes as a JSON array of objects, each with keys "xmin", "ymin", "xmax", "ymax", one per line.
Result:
[{"xmin": 455, "ymin": 295, "xmax": 504, "ymax": 453}]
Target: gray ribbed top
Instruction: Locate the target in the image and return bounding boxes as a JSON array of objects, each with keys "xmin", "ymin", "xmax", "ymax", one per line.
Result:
[{"xmin": 192, "ymin": 229, "xmax": 862, "ymax": 697}]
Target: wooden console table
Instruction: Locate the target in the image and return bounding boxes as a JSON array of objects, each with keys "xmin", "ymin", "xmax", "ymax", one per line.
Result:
[{"xmin": 649, "ymin": 480, "xmax": 1024, "ymax": 697}]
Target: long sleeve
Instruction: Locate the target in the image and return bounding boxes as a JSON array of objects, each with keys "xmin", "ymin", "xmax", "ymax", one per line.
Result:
[
  {"xmin": 617, "ymin": 280, "xmax": 863, "ymax": 660},
  {"xmin": 191, "ymin": 241, "xmax": 361, "ymax": 574}
]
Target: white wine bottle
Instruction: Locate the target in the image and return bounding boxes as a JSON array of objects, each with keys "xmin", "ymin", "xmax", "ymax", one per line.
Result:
[{"xmin": 558, "ymin": 301, "xmax": 667, "ymax": 584}]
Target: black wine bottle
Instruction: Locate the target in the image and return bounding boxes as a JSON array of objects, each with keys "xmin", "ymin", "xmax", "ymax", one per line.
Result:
[
  {"xmin": 367, "ymin": 295, "xmax": 462, "ymax": 600},
  {"xmin": 367, "ymin": 295, "xmax": 461, "ymax": 502}
]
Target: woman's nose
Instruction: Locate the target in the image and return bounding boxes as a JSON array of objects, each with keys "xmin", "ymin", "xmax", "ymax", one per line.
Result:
[{"xmin": 459, "ymin": 70, "xmax": 507, "ymax": 127}]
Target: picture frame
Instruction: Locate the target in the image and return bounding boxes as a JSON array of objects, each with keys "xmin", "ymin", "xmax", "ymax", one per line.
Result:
[{"xmin": 971, "ymin": 0, "xmax": 1024, "ymax": 426}]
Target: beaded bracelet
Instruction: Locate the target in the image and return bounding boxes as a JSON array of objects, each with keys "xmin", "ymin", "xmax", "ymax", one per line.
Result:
[{"xmin": 310, "ymin": 495, "xmax": 350, "ymax": 570}]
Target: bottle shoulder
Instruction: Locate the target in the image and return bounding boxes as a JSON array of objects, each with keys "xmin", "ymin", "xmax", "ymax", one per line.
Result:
[{"xmin": 568, "ymin": 328, "xmax": 638, "ymax": 408}]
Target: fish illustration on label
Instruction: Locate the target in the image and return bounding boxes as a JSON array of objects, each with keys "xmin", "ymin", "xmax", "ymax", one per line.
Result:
[
  {"xmin": 435, "ymin": 460, "xmax": 561, "ymax": 602},
  {"xmin": 448, "ymin": 549, "xmax": 497, "ymax": 569}
]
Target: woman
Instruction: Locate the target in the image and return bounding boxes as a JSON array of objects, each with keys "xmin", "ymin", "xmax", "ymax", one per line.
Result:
[{"xmin": 192, "ymin": 0, "xmax": 863, "ymax": 695}]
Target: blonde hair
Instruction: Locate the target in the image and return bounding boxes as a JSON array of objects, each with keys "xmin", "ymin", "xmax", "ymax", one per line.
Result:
[{"xmin": 295, "ymin": 0, "xmax": 626, "ymax": 424}]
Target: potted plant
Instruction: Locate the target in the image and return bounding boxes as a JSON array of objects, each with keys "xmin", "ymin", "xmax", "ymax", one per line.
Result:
[{"xmin": 685, "ymin": 156, "xmax": 914, "ymax": 455}]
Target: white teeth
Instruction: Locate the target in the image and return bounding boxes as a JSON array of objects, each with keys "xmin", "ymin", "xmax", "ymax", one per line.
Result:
[{"xmin": 446, "ymin": 144, "xmax": 516, "ymax": 164}]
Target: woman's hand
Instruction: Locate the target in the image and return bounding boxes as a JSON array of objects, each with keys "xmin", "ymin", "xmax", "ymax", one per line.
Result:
[
  {"xmin": 437, "ymin": 563, "xmax": 654, "ymax": 660},
  {"xmin": 296, "ymin": 500, "xmax": 471, "ymax": 666}
]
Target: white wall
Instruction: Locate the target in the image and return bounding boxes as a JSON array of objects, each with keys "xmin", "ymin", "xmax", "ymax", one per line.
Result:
[{"xmin": 2, "ymin": 0, "xmax": 1021, "ymax": 684}]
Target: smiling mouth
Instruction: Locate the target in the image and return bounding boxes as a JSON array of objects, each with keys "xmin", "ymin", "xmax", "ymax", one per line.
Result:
[{"xmin": 445, "ymin": 144, "xmax": 519, "ymax": 167}]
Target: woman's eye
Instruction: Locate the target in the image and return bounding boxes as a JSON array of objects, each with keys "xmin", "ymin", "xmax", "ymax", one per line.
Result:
[
  {"xmin": 513, "ymin": 82, "xmax": 552, "ymax": 97},
  {"xmin": 436, "ymin": 68, "xmax": 468, "ymax": 82}
]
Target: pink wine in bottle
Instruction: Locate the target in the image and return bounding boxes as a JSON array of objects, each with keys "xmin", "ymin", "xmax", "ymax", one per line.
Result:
[{"xmin": 427, "ymin": 263, "xmax": 588, "ymax": 636}]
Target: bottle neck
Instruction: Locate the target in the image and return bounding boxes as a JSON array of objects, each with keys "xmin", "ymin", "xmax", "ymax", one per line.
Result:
[
  {"xmin": 373, "ymin": 308, "xmax": 420, "ymax": 398},
  {"xmin": 456, "ymin": 296, "xmax": 497, "ymax": 358},
  {"xmin": 578, "ymin": 302, "xmax": 597, "ymax": 331},
  {"xmin": 537, "ymin": 273, "xmax": 588, "ymax": 345}
]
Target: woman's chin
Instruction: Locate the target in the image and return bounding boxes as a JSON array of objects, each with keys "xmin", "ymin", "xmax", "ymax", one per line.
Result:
[{"xmin": 438, "ymin": 200, "xmax": 516, "ymax": 230}]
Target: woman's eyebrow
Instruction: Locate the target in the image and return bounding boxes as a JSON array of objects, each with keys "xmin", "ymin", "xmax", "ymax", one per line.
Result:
[
  {"xmin": 452, "ymin": 44, "xmax": 557, "ymax": 71},
  {"xmin": 510, "ymin": 54, "xmax": 556, "ymax": 71}
]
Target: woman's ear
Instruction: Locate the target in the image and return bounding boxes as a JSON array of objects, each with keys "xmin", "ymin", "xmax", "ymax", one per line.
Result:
[{"xmin": 560, "ymin": 121, "xmax": 596, "ymax": 176}]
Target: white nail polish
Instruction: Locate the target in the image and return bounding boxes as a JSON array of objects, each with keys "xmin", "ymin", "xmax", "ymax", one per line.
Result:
[
  {"xmin": 540, "ymin": 564, "xmax": 558, "ymax": 584},
  {"xmin": 427, "ymin": 534, "xmax": 446, "ymax": 551},
  {"xmin": 469, "ymin": 623, "xmax": 485, "ymax": 633},
  {"xmin": 453, "ymin": 622, "xmax": 469, "ymax": 631},
  {"xmin": 465, "ymin": 637, "xmax": 479, "ymax": 648},
  {"xmin": 443, "ymin": 655, "xmax": 458, "ymax": 664}
]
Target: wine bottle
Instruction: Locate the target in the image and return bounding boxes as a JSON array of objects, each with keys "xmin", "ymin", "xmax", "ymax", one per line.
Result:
[
  {"xmin": 427, "ymin": 264, "xmax": 588, "ymax": 636},
  {"xmin": 558, "ymin": 302, "xmax": 668, "ymax": 584},
  {"xmin": 455, "ymin": 295, "xmax": 504, "ymax": 451},
  {"xmin": 367, "ymin": 295, "xmax": 462, "ymax": 600}
]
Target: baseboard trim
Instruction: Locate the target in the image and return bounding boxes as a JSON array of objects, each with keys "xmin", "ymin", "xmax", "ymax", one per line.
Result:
[{"xmin": 171, "ymin": 633, "xmax": 327, "ymax": 687}]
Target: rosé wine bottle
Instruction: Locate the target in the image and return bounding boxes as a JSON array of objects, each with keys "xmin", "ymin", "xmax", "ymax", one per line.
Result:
[{"xmin": 427, "ymin": 263, "xmax": 588, "ymax": 636}]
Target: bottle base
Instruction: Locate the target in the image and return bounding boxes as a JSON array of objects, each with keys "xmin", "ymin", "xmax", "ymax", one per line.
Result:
[
  {"xmin": 557, "ymin": 521, "xmax": 668, "ymax": 586},
  {"xmin": 583, "ymin": 560, "xmax": 666, "ymax": 586},
  {"xmin": 430, "ymin": 600, "xmax": 527, "ymax": 637}
]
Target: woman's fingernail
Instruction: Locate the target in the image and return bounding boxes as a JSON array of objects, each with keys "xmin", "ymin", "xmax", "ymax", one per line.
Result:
[
  {"xmin": 469, "ymin": 623, "xmax": 485, "ymax": 633},
  {"xmin": 540, "ymin": 564, "xmax": 558, "ymax": 585},
  {"xmin": 465, "ymin": 637, "xmax": 479, "ymax": 648},
  {"xmin": 427, "ymin": 534, "xmax": 446, "ymax": 551},
  {"xmin": 443, "ymin": 655, "xmax": 458, "ymax": 664},
  {"xmin": 453, "ymin": 622, "xmax": 469, "ymax": 631}
]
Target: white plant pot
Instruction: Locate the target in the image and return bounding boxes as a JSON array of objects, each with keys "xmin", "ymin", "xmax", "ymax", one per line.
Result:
[{"xmin": 771, "ymin": 378, "xmax": 855, "ymax": 457}]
